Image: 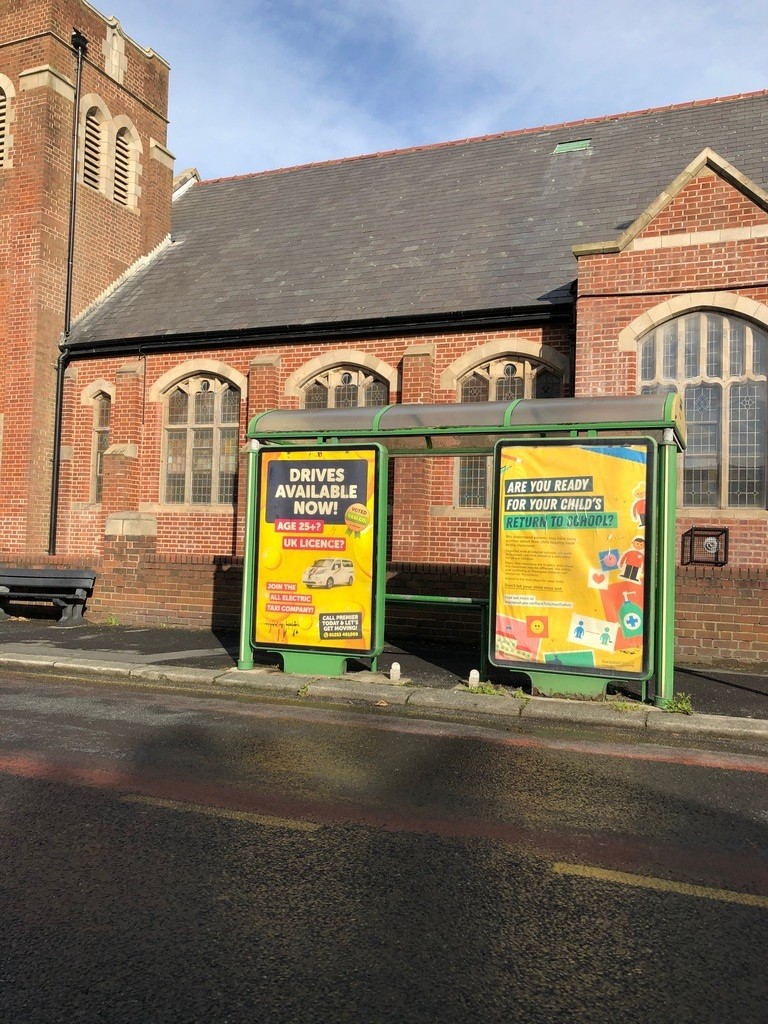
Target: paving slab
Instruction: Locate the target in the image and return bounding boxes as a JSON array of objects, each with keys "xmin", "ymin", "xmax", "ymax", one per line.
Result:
[
  {"xmin": 303, "ymin": 679, "xmax": 412, "ymax": 706},
  {"xmin": 520, "ymin": 697, "xmax": 651, "ymax": 730},
  {"xmin": 405, "ymin": 688, "xmax": 526, "ymax": 718}
]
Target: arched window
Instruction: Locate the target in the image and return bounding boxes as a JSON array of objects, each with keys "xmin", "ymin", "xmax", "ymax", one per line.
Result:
[
  {"xmin": 112, "ymin": 124, "xmax": 140, "ymax": 206},
  {"xmin": 301, "ymin": 367, "xmax": 389, "ymax": 409},
  {"xmin": 457, "ymin": 356, "xmax": 563, "ymax": 507},
  {"xmin": 92, "ymin": 392, "xmax": 111, "ymax": 502},
  {"xmin": 113, "ymin": 127, "xmax": 131, "ymax": 205},
  {"xmin": 0, "ymin": 75, "xmax": 16, "ymax": 169},
  {"xmin": 82, "ymin": 106, "xmax": 106, "ymax": 192},
  {"xmin": 163, "ymin": 377, "xmax": 241, "ymax": 504},
  {"xmin": 639, "ymin": 312, "xmax": 768, "ymax": 508},
  {"xmin": 0, "ymin": 86, "xmax": 7, "ymax": 167}
]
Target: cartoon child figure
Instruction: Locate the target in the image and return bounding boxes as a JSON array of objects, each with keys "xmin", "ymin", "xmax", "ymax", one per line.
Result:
[
  {"xmin": 574, "ymin": 620, "xmax": 585, "ymax": 639},
  {"xmin": 619, "ymin": 536, "xmax": 645, "ymax": 581},
  {"xmin": 631, "ymin": 483, "xmax": 646, "ymax": 528}
]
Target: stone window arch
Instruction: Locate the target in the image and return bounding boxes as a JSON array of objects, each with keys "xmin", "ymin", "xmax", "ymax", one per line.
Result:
[
  {"xmin": 442, "ymin": 339, "xmax": 569, "ymax": 392},
  {"xmin": 285, "ymin": 351, "xmax": 395, "ymax": 410},
  {"xmin": 81, "ymin": 380, "xmax": 115, "ymax": 503},
  {"xmin": 458, "ymin": 356, "xmax": 563, "ymax": 404},
  {"xmin": 161, "ymin": 374, "xmax": 242, "ymax": 505},
  {"xmin": 456, "ymin": 354, "xmax": 564, "ymax": 507},
  {"xmin": 92, "ymin": 392, "xmax": 112, "ymax": 502},
  {"xmin": 111, "ymin": 117, "xmax": 141, "ymax": 208},
  {"xmin": 80, "ymin": 97, "xmax": 111, "ymax": 194},
  {"xmin": 639, "ymin": 311, "xmax": 768, "ymax": 508},
  {"xmin": 301, "ymin": 366, "xmax": 390, "ymax": 409}
]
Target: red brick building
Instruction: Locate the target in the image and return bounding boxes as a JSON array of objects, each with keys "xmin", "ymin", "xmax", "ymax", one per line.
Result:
[{"xmin": 2, "ymin": 0, "xmax": 767, "ymax": 666}]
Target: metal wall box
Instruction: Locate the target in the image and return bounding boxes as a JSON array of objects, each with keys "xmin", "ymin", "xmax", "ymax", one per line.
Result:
[{"xmin": 681, "ymin": 527, "xmax": 729, "ymax": 566}]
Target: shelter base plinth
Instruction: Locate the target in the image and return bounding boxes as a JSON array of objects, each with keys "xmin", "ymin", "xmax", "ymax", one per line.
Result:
[
  {"xmin": 281, "ymin": 651, "xmax": 348, "ymax": 676},
  {"xmin": 528, "ymin": 671, "xmax": 608, "ymax": 699}
]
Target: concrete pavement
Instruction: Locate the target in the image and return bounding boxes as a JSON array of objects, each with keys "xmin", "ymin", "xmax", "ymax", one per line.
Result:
[{"xmin": 0, "ymin": 616, "xmax": 766, "ymax": 743}]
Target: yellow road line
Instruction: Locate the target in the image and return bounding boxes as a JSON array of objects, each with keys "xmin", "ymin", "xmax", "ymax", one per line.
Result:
[
  {"xmin": 122, "ymin": 794, "xmax": 322, "ymax": 832},
  {"xmin": 553, "ymin": 862, "xmax": 768, "ymax": 909}
]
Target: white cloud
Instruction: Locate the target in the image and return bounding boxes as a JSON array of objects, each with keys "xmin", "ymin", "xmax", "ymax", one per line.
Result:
[{"xmin": 99, "ymin": 0, "xmax": 768, "ymax": 179}]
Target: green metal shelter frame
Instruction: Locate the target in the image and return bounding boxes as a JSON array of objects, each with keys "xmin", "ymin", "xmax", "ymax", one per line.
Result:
[{"xmin": 239, "ymin": 394, "xmax": 686, "ymax": 704}]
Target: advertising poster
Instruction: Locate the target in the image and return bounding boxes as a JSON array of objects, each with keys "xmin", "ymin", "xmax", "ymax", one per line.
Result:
[
  {"xmin": 253, "ymin": 446, "xmax": 381, "ymax": 655},
  {"xmin": 491, "ymin": 439, "xmax": 653, "ymax": 677}
]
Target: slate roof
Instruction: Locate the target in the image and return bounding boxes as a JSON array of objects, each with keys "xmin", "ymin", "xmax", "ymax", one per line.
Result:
[{"xmin": 68, "ymin": 91, "xmax": 768, "ymax": 348}]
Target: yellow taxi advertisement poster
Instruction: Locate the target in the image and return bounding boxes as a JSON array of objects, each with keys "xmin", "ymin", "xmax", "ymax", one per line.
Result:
[
  {"xmin": 491, "ymin": 439, "xmax": 652, "ymax": 676},
  {"xmin": 253, "ymin": 447, "xmax": 379, "ymax": 654}
]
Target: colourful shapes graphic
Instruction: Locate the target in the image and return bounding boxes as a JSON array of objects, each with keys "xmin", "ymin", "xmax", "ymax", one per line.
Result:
[
  {"xmin": 526, "ymin": 614, "xmax": 549, "ymax": 638},
  {"xmin": 568, "ymin": 613, "xmax": 617, "ymax": 652},
  {"xmin": 598, "ymin": 548, "xmax": 620, "ymax": 571},
  {"xmin": 587, "ymin": 568, "xmax": 609, "ymax": 590},
  {"xmin": 495, "ymin": 613, "xmax": 542, "ymax": 661}
]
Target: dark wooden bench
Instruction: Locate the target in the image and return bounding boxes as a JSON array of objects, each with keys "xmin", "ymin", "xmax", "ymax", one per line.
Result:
[{"xmin": 0, "ymin": 568, "xmax": 97, "ymax": 625}]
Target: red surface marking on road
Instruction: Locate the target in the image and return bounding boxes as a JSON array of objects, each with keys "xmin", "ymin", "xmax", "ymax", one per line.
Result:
[
  {"xmin": 0, "ymin": 752, "xmax": 125, "ymax": 789},
  {"xmin": 1, "ymin": 748, "xmax": 767, "ymax": 897},
  {"xmin": 8, "ymin": 679, "xmax": 767, "ymax": 775}
]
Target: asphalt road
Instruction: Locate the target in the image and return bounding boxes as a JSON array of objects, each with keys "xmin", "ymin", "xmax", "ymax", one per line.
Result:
[{"xmin": 1, "ymin": 674, "xmax": 766, "ymax": 1024}]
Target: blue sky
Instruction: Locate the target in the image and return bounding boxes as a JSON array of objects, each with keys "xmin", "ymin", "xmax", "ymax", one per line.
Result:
[{"xmin": 103, "ymin": 0, "xmax": 768, "ymax": 181}]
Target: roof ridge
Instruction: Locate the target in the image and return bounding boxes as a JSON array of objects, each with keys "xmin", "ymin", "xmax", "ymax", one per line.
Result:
[{"xmin": 199, "ymin": 89, "xmax": 768, "ymax": 187}]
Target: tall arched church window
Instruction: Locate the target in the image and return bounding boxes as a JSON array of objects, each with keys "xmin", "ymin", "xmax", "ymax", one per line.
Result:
[
  {"xmin": 0, "ymin": 76, "xmax": 15, "ymax": 169},
  {"xmin": 300, "ymin": 367, "xmax": 389, "ymax": 409},
  {"xmin": 163, "ymin": 377, "xmax": 241, "ymax": 504},
  {"xmin": 83, "ymin": 107, "xmax": 105, "ymax": 192},
  {"xmin": 0, "ymin": 87, "xmax": 7, "ymax": 166},
  {"xmin": 457, "ymin": 357, "xmax": 563, "ymax": 507},
  {"xmin": 112, "ymin": 123, "xmax": 140, "ymax": 207},
  {"xmin": 639, "ymin": 312, "xmax": 768, "ymax": 508},
  {"xmin": 113, "ymin": 127, "xmax": 132, "ymax": 205},
  {"xmin": 92, "ymin": 393, "xmax": 111, "ymax": 502}
]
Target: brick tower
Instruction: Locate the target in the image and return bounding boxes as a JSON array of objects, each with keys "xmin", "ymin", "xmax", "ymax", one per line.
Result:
[{"xmin": 0, "ymin": 0, "xmax": 172, "ymax": 554}]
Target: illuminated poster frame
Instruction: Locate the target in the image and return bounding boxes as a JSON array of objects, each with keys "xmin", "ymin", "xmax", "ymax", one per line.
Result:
[
  {"xmin": 489, "ymin": 437, "xmax": 655, "ymax": 679},
  {"xmin": 251, "ymin": 444, "xmax": 386, "ymax": 661}
]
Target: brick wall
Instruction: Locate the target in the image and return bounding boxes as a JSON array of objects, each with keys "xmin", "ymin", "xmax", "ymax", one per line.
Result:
[
  {"xmin": 574, "ymin": 166, "xmax": 768, "ymax": 572},
  {"xmin": 0, "ymin": 0, "xmax": 170, "ymax": 553},
  {"xmin": 676, "ymin": 565, "xmax": 768, "ymax": 667},
  {"xmin": 16, "ymin": 548, "xmax": 753, "ymax": 671},
  {"xmin": 636, "ymin": 167, "xmax": 768, "ymax": 237},
  {"xmin": 575, "ymin": 170, "xmax": 768, "ymax": 396},
  {"xmin": 95, "ymin": 543, "xmax": 243, "ymax": 629},
  {"xmin": 56, "ymin": 322, "xmax": 571, "ymax": 564}
]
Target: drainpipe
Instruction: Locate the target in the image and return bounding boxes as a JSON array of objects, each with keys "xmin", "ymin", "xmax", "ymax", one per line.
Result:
[
  {"xmin": 49, "ymin": 29, "xmax": 87, "ymax": 555},
  {"xmin": 64, "ymin": 29, "xmax": 87, "ymax": 337}
]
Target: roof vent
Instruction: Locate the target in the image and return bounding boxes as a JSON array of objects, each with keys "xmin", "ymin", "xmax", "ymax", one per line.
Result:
[{"xmin": 554, "ymin": 139, "xmax": 591, "ymax": 153}]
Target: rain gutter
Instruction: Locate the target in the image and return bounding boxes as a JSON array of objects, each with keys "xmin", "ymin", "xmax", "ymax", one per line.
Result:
[{"xmin": 63, "ymin": 302, "xmax": 574, "ymax": 361}]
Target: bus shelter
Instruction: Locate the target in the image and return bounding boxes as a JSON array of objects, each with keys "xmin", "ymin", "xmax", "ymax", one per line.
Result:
[{"xmin": 238, "ymin": 394, "xmax": 685, "ymax": 705}]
